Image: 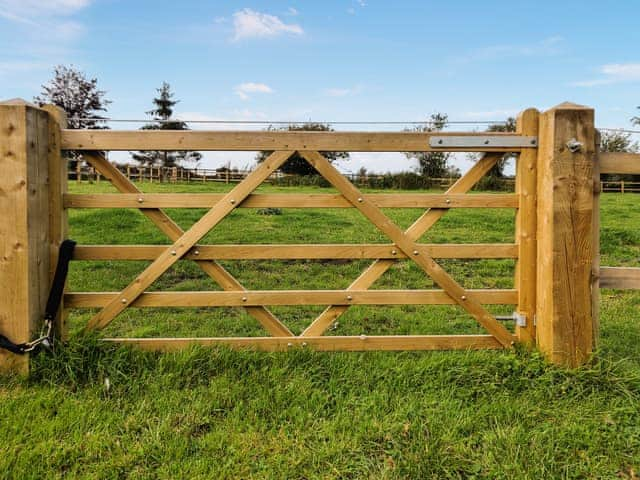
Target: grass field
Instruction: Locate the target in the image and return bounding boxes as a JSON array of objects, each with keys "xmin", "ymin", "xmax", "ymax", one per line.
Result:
[{"xmin": 1, "ymin": 181, "xmax": 639, "ymax": 479}]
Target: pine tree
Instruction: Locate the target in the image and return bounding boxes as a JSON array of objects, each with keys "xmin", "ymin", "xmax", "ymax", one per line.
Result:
[{"xmin": 132, "ymin": 82, "xmax": 202, "ymax": 167}]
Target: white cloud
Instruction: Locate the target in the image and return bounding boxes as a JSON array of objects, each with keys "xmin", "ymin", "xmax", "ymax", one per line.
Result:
[
  {"xmin": 234, "ymin": 82, "xmax": 274, "ymax": 100},
  {"xmin": 460, "ymin": 36, "xmax": 564, "ymax": 62},
  {"xmin": 572, "ymin": 63, "xmax": 640, "ymax": 87},
  {"xmin": 323, "ymin": 85, "xmax": 364, "ymax": 97},
  {"xmin": 287, "ymin": 7, "xmax": 298, "ymax": 16},
  {"xmin": 0, "ymin": 0, "xmax": 91, "ymax": 23},
  {"xmin": 232, "ymin": 8, "xmax": 303, "ymax": 41}
]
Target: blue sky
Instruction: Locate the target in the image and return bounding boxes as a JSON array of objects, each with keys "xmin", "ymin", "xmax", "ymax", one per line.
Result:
[{"xmin": 1, "ymin": 0, "xmax": 639, "ymax": 172}]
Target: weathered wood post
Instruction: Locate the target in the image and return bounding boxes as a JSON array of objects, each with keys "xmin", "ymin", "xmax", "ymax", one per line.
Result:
[
  {"xmin": 536, "ymin": 102, "xmax": 597, "ymax": 367},
  {"xmin": 0, "ymin": 100, "xmax": 62, "ymax": 374}
]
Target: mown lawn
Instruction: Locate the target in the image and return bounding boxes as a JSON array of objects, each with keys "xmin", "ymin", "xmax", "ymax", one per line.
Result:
[{"xmin": 1, "ymin": 181, "xmax": 639, "ymax": 479}]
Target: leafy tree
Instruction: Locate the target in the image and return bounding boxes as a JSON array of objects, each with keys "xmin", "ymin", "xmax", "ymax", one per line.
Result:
[
  {"xmin": 485, "ymin": 117, "xmax": 517, "ymax": 178},
  {"xmin": 34, "ymin": 65, "xmax": 111, "ymax": 129},
  {"xmin": 404, "ymin": 113, "xmax": 452, "ymax": 178},
  {"xmin": 132, "ymin": 82, "xmax": 202, "ymax": 167},
  {"xmin": 256, "ymin": 123, "xmax": 349, "ymax": 175},
  {"xmin": 600, "ymin": 129, "xmax": 639, "ymax": 153},
  {"xmin": 34, "ymin": 65, "xmax": 111, "ymax": 175},
  {"xmin": 632, "ymin": 107, "xmax": 640, "ymax": 126}
]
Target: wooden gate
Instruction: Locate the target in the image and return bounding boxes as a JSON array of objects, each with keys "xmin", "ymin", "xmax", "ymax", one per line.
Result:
[{"xmin": 1, "ymin": 99, "xmax": 638, "ymax": 374}]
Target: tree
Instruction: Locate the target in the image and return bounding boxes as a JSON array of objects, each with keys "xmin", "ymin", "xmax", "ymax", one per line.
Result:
[
  {"xmin": 485, "ymin": 117, "xmax": 517, "ymax": 177},
  {"xmin": 132, "ymin": 82, "xmax": 202, "ymax": 168},
  {"xmin": 34, "ymin": 65, "xmax": 111, "ymax": 129},
  {"xmin": 255, "ymin": 123, "xmax": 349, "ymax": 175},
  {"xmin": 34, "ymin": 65, "xmax": 111, "ymax": 175},
  {"xmin": 632, "ymin": 107, "xmax": 640, "ymax": 126},
  {"xmin": 404, "ymin": 113, "xmax": 452, "ymax": 178}
]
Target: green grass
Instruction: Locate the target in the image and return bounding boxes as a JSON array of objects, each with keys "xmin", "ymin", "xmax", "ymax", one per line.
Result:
[{"xmin": 1, "ymin": 181, "xmax": 639, "ymax": 479}]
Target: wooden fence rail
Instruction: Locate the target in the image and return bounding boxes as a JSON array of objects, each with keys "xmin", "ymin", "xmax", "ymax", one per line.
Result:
[{"xmin": 1, "ymin": 99, "xmax": 639, "ymax": 375}]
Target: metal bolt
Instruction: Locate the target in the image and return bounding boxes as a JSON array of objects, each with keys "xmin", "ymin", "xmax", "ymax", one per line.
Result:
[
  {"xmin": 357, "ymin": 197, "xmax": 363, "ymax": 203},
  {"xmin": 413, "ymin": 250, "xmax": 419, "ymax": 255},
  {"xmin": 194, "ymin": 250, "xmax": 200, "ymax": 256},
  {"xmin": 461, "ymin": 295, "xmax": 467, "ymax": 301},
  {"xmin": 171, "ymin": 250, "xmax": 177, "ymax": 256},
  {"xmin": 121, "ymin": 298, "xmax": 127, "ymax": 304},
  {"xmin": 241, "ymin": 296, "xmax": 247, "ymax": 302},
  {"xmin": 137, "ymin": 197, "xmax": 144, "ymax": 203},
  {"xmin": 531, "ymin": 139, "xmax": 537, "ymax": 145},
  {"xmin": 437, "ymin": 139, "xmax": 443, "ymax": 145},
  {"xmin": 391, "ymin": 250, "xmax": 397, "ymax": 255},
  {"xmin": 484, "ymin": 140, "xmax": 490, "ymax": 145},
  {"xmin": 445, "ymin": 198, "xmax": 451, "ymax": 204},
  {"xmin": 230, "ymin": 199, "xmax": 236, "ymax": 204},
  {"xmin": 287, "ymin": 342, "xmax": 293, "ymax": 347},
  {"xmin": 347, "ymin": 295, "xmax": 353, "ymax": 301}
]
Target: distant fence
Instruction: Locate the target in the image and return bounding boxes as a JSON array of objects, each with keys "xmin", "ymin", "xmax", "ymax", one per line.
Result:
[{"xmin": 71, "ymin": 163, "xmax": 519, "ymax": 190}]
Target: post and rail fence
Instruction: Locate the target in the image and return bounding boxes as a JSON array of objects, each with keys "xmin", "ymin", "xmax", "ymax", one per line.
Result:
[{"xmin": 1, "ymin": 98, "xmax": 639, "ymax": 375}]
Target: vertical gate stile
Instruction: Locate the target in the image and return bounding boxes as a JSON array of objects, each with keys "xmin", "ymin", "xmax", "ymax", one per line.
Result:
[
  {"xmin": 42, "ymin": 105, "xmax": 69, "ymax": 341},
  {"xmin": 515, "ymin": 108, "xmax": 540, "ymax": 344}
]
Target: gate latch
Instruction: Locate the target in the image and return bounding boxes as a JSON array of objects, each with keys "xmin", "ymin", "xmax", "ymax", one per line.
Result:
[{"xmin": 495, "ymin": 312, "xmax": 527, "ymax": 327}]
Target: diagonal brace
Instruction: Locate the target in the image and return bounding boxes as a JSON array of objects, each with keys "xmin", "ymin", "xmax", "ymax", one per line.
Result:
[
  {"xmin": 300, "ymin": 150, "xmax": 514, "ymax": 347},
  {"xmin": 84, "ymin": 150, "xmax": 294, "ymax": 332},
  {"xmin": 82, "ymin": 153, "xmax": 293, "ymax": 337},
  {"xmin": 302, "ymin": 152, "xmax": 504, "ymax": 336}
]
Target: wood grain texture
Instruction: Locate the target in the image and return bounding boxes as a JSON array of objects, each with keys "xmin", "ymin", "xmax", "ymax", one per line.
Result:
[
  {"xmin": 0, "ymin": 101, "xmax": 51, "ymax": 374},
  {"xmin": 599, "ymin": 152, "xmax": 640, "ymax": 174},
  {"xmin": 61, "ymin": 130, "xmax": 535, "ymax": 152},
  {"xmin": 72, "ymin": 243, "xmax": 519, "ymax": 260},
  {"xmin": 599, "ymin": 267, "xmax": 640, "ymax": 289},
  {"xmin": 64, "ymin": 193, "xmax": 518, "ymax": 209},
  {"xmin": 536, "ymin": 103, "xmax": 595, "ymax": 367},
  {"xmin": 42, "ymin": 105, "xmax": 69, "ymax": 339},
  {"xmin": 515, "ymin": 108, "xmax": 539, "ymax": 343},
  {"xmin": 66, "ymin": 289, "xmax": 517, "ymax": 307},
  {"xmin": 103, "ymin": 335, "xmax": 505, "ymax": 351}
]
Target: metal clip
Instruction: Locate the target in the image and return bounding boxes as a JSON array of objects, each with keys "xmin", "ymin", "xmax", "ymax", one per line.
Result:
[{"xmin": 566, "ymin": 138, "xmax": 583, "ymax": 153}]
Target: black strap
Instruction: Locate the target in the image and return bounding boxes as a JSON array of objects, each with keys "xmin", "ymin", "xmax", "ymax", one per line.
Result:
[
  {"xmin": 0, "ymin": 239, "xmax": 76, "ymax": 355},
  {"xmin": 44, "ymin": 239, "xmax": 76, "ymax": 321}
]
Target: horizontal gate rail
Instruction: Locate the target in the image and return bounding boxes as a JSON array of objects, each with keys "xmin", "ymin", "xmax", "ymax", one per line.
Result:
[
  {"xmin": 61, "ymin": 130, "xmax": 538, "ymax": 152},
  {"xmin": 102, "ymin": 335, "xmax": 504, "ymax": 351},
  {"xmin": 599, "ymin": 152, "xmax": 640, "ymax": 174},
  {"xmin": 72, "ymin": 243, "xmax": 519, "ymax": 260},
  {"xmin": 64, "ymin": 193, "xmax": 518, "ymax": 209},
  {"xmin": 600, "ymin": 267, "xmax": 640, "ymax": 290},
  {"xmin": 65, "ymin": 289, "xmax": 517, "ymax": 307}
]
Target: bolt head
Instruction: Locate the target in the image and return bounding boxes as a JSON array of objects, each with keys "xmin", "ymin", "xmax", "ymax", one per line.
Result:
[
  {"xmin": 461, "ymin": 295, "xmax": 467, "ymax": 301},
  {"xmin": 194, "ymin": 250, "xmax": 200, "ymax": 255},
  {"xmin": 413, "ymin": 250, "xmax": 419, "ymax": 255},
  {"xmin": 347, "ymin": 295, "xmax": 353, "ymax": 301},
  {"xmin": 171, "ymin": 250, "xmax": 177, "ymax": 256},
  {"xmin": 391, "ymin": 250, "xmax": 397, "ymax": 255},
  {"xmin": 357, "ymin": 197, "xmax": 363, "ymax": 203},
  {"xmin": 137, "ymin": 197, "xmax": 144, "ymax": 203},
  {"xmin": 121, "ymin": 298, "xmax": 127, "ymax": 304},
  {"xmin": 241, "ymin": 296, "xmax": 247, "ymax": 302}
]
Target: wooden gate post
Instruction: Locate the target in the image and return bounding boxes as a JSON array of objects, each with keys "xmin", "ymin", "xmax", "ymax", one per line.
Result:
[
  {"xmin": 536, "ymin": 102, "xmax": 597, "ymax": 367},
  {"xmin": 0, "ymin": 99, "xmax": 60, "ymax": 374}
]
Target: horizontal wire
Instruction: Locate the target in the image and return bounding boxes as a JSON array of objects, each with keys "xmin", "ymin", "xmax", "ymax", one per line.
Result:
[
  {"xmin": 68, "ymin": 117, "xmax": 509, "ymax": 125},
  {"xmin": 599, "ymin": 127, "xmax": 640, "ymax": 134},
  {"xmin": 67, "ymin": 118, "xmax": 640, "ymax": 133}
]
